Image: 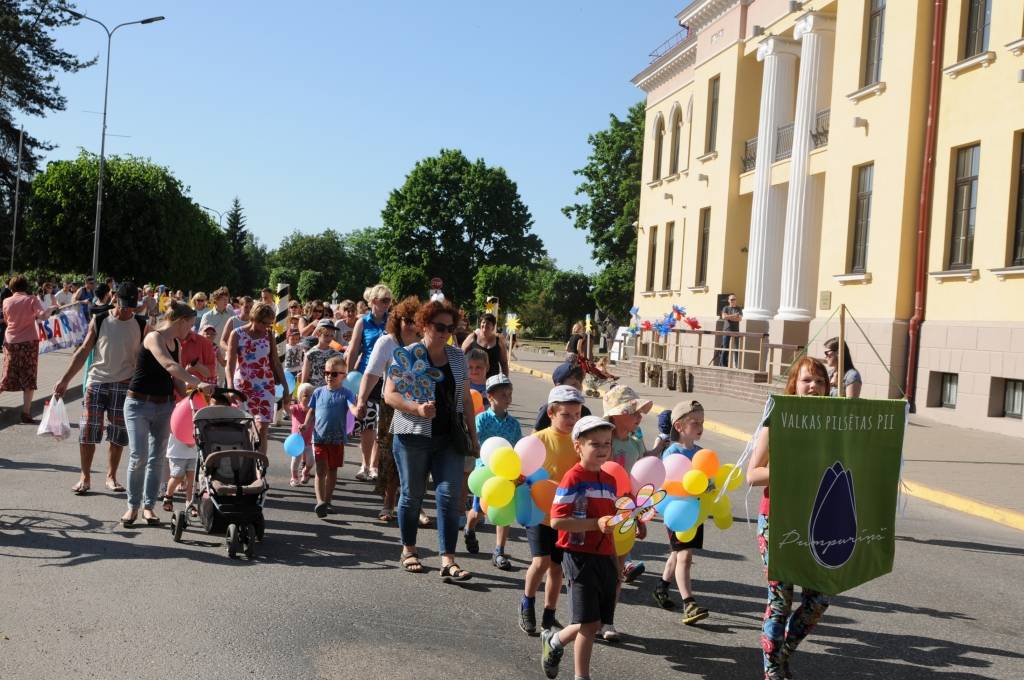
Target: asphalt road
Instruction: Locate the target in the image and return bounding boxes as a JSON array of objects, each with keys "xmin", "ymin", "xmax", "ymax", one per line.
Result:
[{"xmin": 1, "ymin": 371, "xmax": 1022, "ymax": 679}]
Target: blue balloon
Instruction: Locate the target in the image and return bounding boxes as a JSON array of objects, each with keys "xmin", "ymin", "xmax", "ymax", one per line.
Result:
[
  {"xmin": 654, "ymin": 494, "xmax": 674, "ymax": 515},
  {"xmin": 343, "ymin": 370, "xmax": 363, "ymax": 395},
  {"xmin": 664, "ymin": 498, "xmax": 700, "ymax": 532},
  {"xmin": 285, "ymin": 371, "xmax": 297, "ymax": 393},
  {"xmin": 275, "ymin": 383, "xmax": 284, "ymax": 400},
  {"xmin": 283, "ymin": 433, "xmax": 305, "ymax": 458},
  {"xmin": 525, "ymin": 468, "xmax": 549, "ymax": 485}
]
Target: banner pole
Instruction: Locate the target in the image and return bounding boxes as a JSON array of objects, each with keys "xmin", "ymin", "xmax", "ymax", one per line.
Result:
[{"xmin": 837, "ymin": 304, "xmax": 846, "ymax": 398}]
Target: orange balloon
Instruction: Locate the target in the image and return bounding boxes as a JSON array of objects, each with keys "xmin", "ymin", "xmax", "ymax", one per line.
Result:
[
  {"xmin": 692, "ymin": 449, "xmax": 720, "ymax": 477},
  {"xmin": 600, "ymin": 461, "xmax": 631, "ymax": 496},
  {"xmin": 664, "ymin": 480, "xmax": 689, "ymax": 497},
  {"xmin": 479, "ymin": 497, "xmax": 489, "ymax": 513},
  {"xmin": 530, "ymin": 479, "xmax": 557, "ymax": 514},
  {"xmin": 471, "ymin": 390, "xmax": 485, "ymax": 415},
  {"xmin": 329, "ymin": 340, "xmax": 343, "ymax": 351}
]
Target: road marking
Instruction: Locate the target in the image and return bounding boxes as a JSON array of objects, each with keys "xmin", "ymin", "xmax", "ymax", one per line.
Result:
[{"xmin": 510, "ymin": 360, "xmax": 1024, "ymax": 533}]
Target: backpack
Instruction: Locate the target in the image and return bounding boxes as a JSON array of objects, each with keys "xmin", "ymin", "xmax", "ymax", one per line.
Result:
[{"xmin": 95, "ymin": 310, "xmax": 147, "ymax": 338}]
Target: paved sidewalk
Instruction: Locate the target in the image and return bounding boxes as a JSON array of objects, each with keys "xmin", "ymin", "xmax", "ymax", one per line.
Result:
[
  {"xmin": 509, "ymin": 349, "xmax": 1024, "ymax": 530},
  {"xmin": 0, "ymin": 349, "xmax": 82, "ymax": 428}
]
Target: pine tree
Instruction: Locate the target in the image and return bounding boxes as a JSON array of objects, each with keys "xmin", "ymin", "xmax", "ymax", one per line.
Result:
[{"xmin": 224, "ymin": 197, "xmax": 250, "ymax": 292}]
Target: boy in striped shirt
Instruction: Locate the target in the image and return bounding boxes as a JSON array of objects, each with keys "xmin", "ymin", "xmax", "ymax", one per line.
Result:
[{"xmin": 541, "ymin": 416, "xmax": 619, "ymax": 680}]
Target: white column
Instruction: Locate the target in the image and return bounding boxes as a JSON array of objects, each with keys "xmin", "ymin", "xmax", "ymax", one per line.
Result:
[
  {"xmin": 777, "ymin": 13, "xmax": 835, "ymax": 321},
  {"xmin": 743, "ymin": 37, "xmax": 800, "ymax": 321}
]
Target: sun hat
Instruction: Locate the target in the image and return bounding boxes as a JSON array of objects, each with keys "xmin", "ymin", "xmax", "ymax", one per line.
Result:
[
  {"xmin": 602, "ymin": 384, "xmax": 653, "ymax": 417},
  {"xmin": 572, "ymin": 415, "xmax": 614, "ymax": 441},
  {"xmin": 547, "ymin": 385, "xmax": 585, "ymax": 405},
  {"xmin": 485, "ymin": 373, "xmax": 512, "ymax": 393}
]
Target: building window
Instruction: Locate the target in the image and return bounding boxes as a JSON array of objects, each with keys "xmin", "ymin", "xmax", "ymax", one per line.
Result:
[
  {"xmin": 705, "ymin": 76, "xmax": 720, "ymax": 154},
  {"xmin": 652, "ymin": 116, "xmax": 665, "ymax": 181},
  {"xmin": 863, "ymin": 0, "xmax": 885, "ymax": 86},
  {"xmin": 696, "ymin": 208, "xmax": 710, "ymax": 286},
  {"xmin": 663, "ymin": 222, "xmax": 675, "ymax": 290},
  {"xmin": 963, "ymin": 0, "xmax": 991, "ymax": 59},
  {"xmin": 1005, "ymin": 379, "xmax": 1024, "ymax": 419},
  {"xmin": 669, "ymin": 108, "xmax": 682, "ymax": 175},
  {"xmin": 646, "ymin": 225, "xmax": 658, "ymax": 292},
  {"xmin": 1013, "ymin": 134, "xmax": 1024, "ymax": 266},
  {"xmin": 949, "ymin": 144, "xmax": 980, "ymax": 270},
  {"xmin": 941, "ymin": 373, "xmax": 958, "ymax": 408},
  {"xmin": 850, "ymin": 164, "xmax": 874, "ymax": 273}
]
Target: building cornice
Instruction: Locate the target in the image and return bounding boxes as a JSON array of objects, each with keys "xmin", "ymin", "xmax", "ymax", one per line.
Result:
[
  {"xmin": 676, "ymin": 0, "xmax": 740, "ymax": 34},
  {"xmin": 632, "ymin": 36, "xmax": 697, "ymax": 92}
]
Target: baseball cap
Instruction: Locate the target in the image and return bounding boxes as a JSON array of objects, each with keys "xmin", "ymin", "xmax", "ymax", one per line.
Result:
[
  {"xmin": 658, "ymin": 409, "xmax": 673, "ymax": 435},
  {"xmin": 571, "ymin": 415, "xmax": 614, "ymax": 442},
  {"xmin": 115, "ymin": 281, "xmax": 139, "ymax": 308},
  {"xmin": 547, "ymin": 385, "xmax": 585, "ymax": 405},
  {"xmin": 552, "ymin": 361, "xmax": 581, "ymax": 385},
  {"xmin": 316, "ymin": 319, "xmax": 337, "ymax": 330},
  {"xmin": 670, "ymin": 400, "xmax": 704, "ymax": 426},
  {"xmin": 485, "ymin": 373, "xmax": 512, "ymax": 393},
  {"xmin": 199, "ymin": 322, "xmax": 216, "ymax": 334},
  {"xmin": 603, "ymin": 384, "xmax": 653, "ymax": 417}
]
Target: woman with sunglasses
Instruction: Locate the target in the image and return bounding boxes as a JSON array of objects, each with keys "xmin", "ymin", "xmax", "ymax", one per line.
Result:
[
  {"xmin": 356, "ymin": 296, "xmax": 422, "ymax": 522},
  {"xmin": 346, "ymin": 284, "xmax": 393, "ymax": 481},
  {"xmin": 823, "ymin": 337, "xmax": 862, "ymax": 398},
  {"xmin": 385, "ymin": 298, "xmax": 479, "ymax": 580},
  {"xmin": 300, "ymin": 301, "xmax": 327, "ymax": 337}
]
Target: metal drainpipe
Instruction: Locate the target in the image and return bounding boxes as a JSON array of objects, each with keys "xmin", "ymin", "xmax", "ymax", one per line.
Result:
[{"xmin": 905, "ymin": 0, "xmax": 947, "ymax": 412}]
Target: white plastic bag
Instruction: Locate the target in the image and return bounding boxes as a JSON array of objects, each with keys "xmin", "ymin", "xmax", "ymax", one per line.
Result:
[{"xmin": 36, "ymin": 397, "xmax": 71, "ymax": 440}]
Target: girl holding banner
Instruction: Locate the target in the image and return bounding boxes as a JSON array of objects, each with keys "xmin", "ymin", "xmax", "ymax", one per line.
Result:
[{"xmin": 746, "ymin": 356, "xmax": 831, "ymax": 680}]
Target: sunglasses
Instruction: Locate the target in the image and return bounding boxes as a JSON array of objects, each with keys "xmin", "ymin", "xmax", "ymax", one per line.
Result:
[
  {"xmin": 430, "ymin": 322, "xmax": 456, "ymax": 334},
  {"xmin": 401, "ymin": 317, "xmax": 416, "ymax": 325},
  {"xmin": 324, "ymin": 371, "xmax": 345, "ymax": 377}
]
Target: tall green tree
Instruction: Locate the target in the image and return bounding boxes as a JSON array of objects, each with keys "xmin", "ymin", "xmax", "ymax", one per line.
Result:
[
  {"xmin": 269, "ymin": 229, "xmax": 347, "ymax": 285},
  {"xmin": 335, "ymin": 226, "xmax": 383, "ymax": 301},
  {"xmin": 562, "ymin": 101, "xmax": 645, "ymax": 323},
  {"xmin": 1, "ymin": 1, "xmax": 96, "ymax": 266},
  {"xmin": 379, "ymin": 149, "xmax": 545, "ymax": 306},
  {"xmin": 473, "ymin": 264, "xmax": 528, "ymax": 314},
  {"xmin": 20, "ymin": 151, "xmax": 234, "ymax": 290}
]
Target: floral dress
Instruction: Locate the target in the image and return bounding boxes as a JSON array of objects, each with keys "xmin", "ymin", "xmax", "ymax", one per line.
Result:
[{"xmin": 232, "ymin": 326, "xmax": 276, "ymax": 423}]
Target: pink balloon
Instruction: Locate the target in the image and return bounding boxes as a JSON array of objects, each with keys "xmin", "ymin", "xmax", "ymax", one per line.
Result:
[
  {"xmin": 346, "ymin": 408, "xmax": 356, "ymax": 435},
  {"xmin": 515, "ymin": 435, "xmax": 547, "ymax": 477},
  {"xmin": 630, "ymin": 456, "xmax": 666, "ymax": 495},
  {"xmin": 663, "ymin": 453, "xmax": 692, "ymax": 482},
  {"xmin": 170, "ymin": 394, "xmax": 203, "ymax": 446}
]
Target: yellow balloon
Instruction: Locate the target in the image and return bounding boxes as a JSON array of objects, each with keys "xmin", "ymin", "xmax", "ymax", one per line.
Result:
[
  {"xmin": 614, "ymin": 525, "xmax": 636, "ymax": 556},
  {"xmin": 490, "ymin": 447, "xmax": 521, "ymax": 481},
  {"xmin": 682, "ymin": 469, "xmax": 709, "ymax": 495},
  {"xmin": 481, "ymin": 476, "xmax": 514, "ymax": 508},
  {"xmin": 698, "ymin": 491, "xmax": 715, "ymax": 519},
  {"xmin": 674, "ymin": 524, "xmax": 700, "ymax": 543},
  {"xmin": 713, "ymin": 513, "xmax": 733, "ymax": 530},
  {"xmin": 714, "ymin": 464, "xmax": 744, "ymax": 491},
  {"xmin": 711, "ymin": 495, "xmax": 731, "ymax": 520}
]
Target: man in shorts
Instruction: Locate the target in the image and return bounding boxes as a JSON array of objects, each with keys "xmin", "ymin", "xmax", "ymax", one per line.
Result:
[{"xmin": 54, "ymin": 282, "xmax": 148, "ymax": 494}]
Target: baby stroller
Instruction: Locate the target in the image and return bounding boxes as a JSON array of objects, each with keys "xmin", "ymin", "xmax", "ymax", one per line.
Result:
[
  {"xmin": 169, "ymin": 388, "xmax": 269, "ymax": 559},
  {"xmin": 577, "ymin": 355, "xmax": 618, "ymax": 397}
]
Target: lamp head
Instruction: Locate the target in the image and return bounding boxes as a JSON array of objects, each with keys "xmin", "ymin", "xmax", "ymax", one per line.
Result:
[{"xmin": 141, "ymin": 16, "xmax": 165, "ymax": 24}]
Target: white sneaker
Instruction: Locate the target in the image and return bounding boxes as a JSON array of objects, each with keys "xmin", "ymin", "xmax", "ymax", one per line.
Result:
[{"xmin": 600, "ymin": 624, "xmax": 620, "ymax": 642}]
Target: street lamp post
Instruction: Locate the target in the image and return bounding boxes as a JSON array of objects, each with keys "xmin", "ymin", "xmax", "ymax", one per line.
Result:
[
  {"xmin": 66, "ymin": 10, "xmax": 165, "ymax": 277},
  {"xmin": 200, "ymin": 205, "xmax": 224, "ymax": 228}
]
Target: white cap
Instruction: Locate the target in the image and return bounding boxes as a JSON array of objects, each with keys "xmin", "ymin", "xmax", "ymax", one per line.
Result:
[{"xmin": 572, "ymin": 415, "xmax": 614, "ymax": 441}]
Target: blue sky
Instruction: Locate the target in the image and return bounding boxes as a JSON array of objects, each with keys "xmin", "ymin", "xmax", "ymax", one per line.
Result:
[{"xmin": 27, "ymin": 1, "xmax": 685, "ymax": 273}]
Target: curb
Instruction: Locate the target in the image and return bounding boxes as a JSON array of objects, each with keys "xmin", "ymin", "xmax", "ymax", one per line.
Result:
[
  {"xmin": 0, "ymin": 384, "xmax": 84, "ymax": 431},
  {"xmin": 509, "ymin": 360, "xmax": 1023, "ymax": 533}
]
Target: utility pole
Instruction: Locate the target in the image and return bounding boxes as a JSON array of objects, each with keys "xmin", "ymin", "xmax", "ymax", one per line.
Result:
[{"xmin": 10, "ymin": 126, "xmax": 24, "ymax": 275}]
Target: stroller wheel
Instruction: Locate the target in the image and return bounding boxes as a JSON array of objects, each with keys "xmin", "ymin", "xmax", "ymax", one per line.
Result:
[
  {"xmin": 243, "ymin": 523, "xmax": 256, "ymax": 559},
  {"xmin": 227, "ymin": 523, "xmax": 240, "ymax": 558},
  {"xmin": 172, "ymin": 510, "xmax": 187, "ymax": 543}
]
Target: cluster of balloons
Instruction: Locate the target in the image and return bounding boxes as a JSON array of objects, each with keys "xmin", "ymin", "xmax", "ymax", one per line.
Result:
[{"xmin": 467, "ymin": 435, "xmax": 552, "ymax": 527}]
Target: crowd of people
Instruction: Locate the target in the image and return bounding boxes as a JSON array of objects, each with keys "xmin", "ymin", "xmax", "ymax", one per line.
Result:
[{"xmin": 0, "ymin": 272, "xmax": 865, "ymax": 680}]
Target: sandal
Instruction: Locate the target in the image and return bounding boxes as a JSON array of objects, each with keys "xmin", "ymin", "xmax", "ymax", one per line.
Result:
[
  {"xmin": 71, "ymin": 480, "xmax": 90, "ymax": 495},
  {"xmin": 378, "ymin": 508, "xmax": 395, "ymax": 522},
  {"xmin": 142, "ymin": 509, "xmax": 161, "ymax": 525},
  {"xmin": 162, "ymin": 495, "xmax": 174, "ymax": 512},
  {"xmin": 418, "ymin": 512, "xmax": 432, "ymax": 528},
  {"xmin": 105, "ymin": 479, "xmax": 125, "ymax": 493},
  {"xmin": 440, "ymin": 563, "xmax": 471, "ymax": 583},
  {"xmin": 401, "ymin": 551, "xmax": 425, "ymax": 573},
  {"xmin": 121, "ymin": 510, "xmax": 137, "ymax": 527},
  {"xmin": 464, "ymin": 530, "xmax": 480, "ymax": 554},
  {"xmin": 492, "ymin": 551, "xmax": 512, "ymax": 571},
  {"xmin": 188, "ymin": 504, "xmax": 200, "ymax": 519}
]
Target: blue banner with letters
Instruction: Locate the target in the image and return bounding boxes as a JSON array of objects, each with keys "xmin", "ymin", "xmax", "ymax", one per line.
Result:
[{"xmin": 36, "ymin": 303, "xmax": 90, "ymax": 354}]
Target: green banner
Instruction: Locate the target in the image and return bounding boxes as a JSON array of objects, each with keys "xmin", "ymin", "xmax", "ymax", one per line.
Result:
[{"xmin": 768, "ymin": 395, "xmax": 906, "ymax": 595}]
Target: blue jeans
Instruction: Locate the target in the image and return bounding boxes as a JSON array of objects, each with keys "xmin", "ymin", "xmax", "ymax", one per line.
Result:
[
  {"xmin": 124, "ymin": 397, "xmax": 173, "ymax": 509},
  {"xmin": 392, "ymin": 434, "xmax": 465, "ymax": 555}
]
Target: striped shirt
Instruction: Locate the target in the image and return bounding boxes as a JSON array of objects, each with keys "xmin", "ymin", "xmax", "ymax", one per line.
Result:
[
  {"xmin": 390, "ymin": 344, "xmax": 466, "ymax": 437},
  {"xmin": 551, "ymin": 464, "xmax": 618, "ymax": 556}
]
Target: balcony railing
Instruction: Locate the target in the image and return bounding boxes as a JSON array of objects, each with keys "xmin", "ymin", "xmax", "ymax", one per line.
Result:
[
  {"xmin": 775, "ymin": 123, "xmax": 794, "ymax": 161},
  {"xmin": 811, "ymin": 108, "xmax": 830, "ymax": 148},
  {"xmin": 742, "ymin": 137, "xmax": 758, "ymax": 171}
]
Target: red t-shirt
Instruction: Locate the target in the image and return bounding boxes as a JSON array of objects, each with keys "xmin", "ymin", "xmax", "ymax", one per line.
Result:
[
  {"xmin": 179, "ymin": 331, "xmax": 216, "ymax": 380},
  {"xmin": 551, "ymin": 463, "xmax": 618, "ymax": 556}
]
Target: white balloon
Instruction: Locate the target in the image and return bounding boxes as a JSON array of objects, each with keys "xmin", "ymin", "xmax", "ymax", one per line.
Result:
[{"xmin": 480, "ymin": 437, "xmax": 512, "ymax": 465}]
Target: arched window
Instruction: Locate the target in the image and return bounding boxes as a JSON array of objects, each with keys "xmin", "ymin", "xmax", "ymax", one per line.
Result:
[
  {"xmin": 652, "ymin": 115, "xmax": 665, "ymax": 181},
  {"xmin": 669, "ymin": 106, "xmax": 683, "ymax": 175}
]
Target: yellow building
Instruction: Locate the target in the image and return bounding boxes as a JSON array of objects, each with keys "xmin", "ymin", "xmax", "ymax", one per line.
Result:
[{"xmin": 631, "ymin": 0, "xmax": 1024, "ymax": 436}]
